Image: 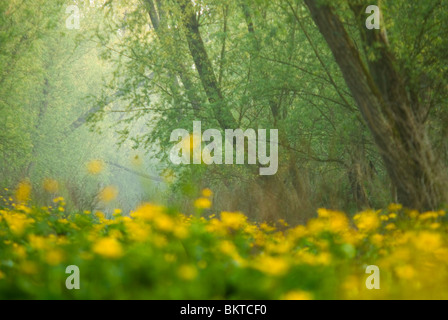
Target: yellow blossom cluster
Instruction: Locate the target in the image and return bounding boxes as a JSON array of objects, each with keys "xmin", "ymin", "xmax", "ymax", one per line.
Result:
[{"xmin": 1, "ymin": 189, "xmax": 448, "ymax": 299}]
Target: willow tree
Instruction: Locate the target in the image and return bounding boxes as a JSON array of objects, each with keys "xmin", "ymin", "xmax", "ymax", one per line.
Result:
[{"xmin": 303, "ymin": 0, "xmax": 448, "ymax": 210}]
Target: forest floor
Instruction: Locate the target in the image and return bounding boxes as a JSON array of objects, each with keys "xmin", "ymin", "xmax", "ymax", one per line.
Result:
[{"xmin": 0, "ymin": 189, "xmax": 447, "ymax": 299}]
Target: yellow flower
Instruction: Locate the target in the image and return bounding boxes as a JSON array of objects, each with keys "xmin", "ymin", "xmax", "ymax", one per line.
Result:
[
  {"xmin": 194, "ymin": 197, "xmax": 211, "ymax": 209},
  {"xmin": 281, "ymin": 290, "xmax": 313, "ymax": 300},
  {"xmin": 430, "ymin": 223, "xmax": 441, "ymax": 229},
  {"xmin": 92, "ymin": 237, "xmax": 123, "ymax": 259},
  {"xmin": 385, "ymin": 223, "xmax": 396, "ymax": 230},
  {"xmin": 125, "ymin": 220, "xmax": 150, "ymax": 242},
  {"xmin": 317, "ymin": 208, "xmax": 332, "ymax": 218},
  {"xmin": 98, "ymin": 186, "xmax": 118, "ymax": 203},
  {"xmin": 287, "ymin": 225, "xmax": 307, "ymax": 240},
  {"xmin": 419, "ymin": 211, "xmax": 438, "ymax": 220},
  {"xmin": 173, "ymin": 225, "xmax": 189, "ymax": 239},
  {"xmin": 254, "ymin": 255, "xmax": 289, "ymax": 276},
  {"xmin": 86, "ymin": 159, "xmax": 104, "ymax": 175},
  {"xmin": 341, "ymin": 275, "xmax": 360, "ymax": 297},
  {"xmin": 307, "ymin": 218, "xmax": 326, "ymax": 234},
  {"xmin": 15, "ymin": 204, "xmax": 31, "ymax": 214},
  {"xmin": 95, "ymin": 211, "xmax": 106, "ymax": 220},
  {"xmin": 201, "ymin": 188, "xmax": 213, "ymax": 198},
  {"xmin": 152, "ymin": 235, "xmax": 168, "ymax": 247},
  {"xmin": 219, "ymin": 240, "xmax": 238, "ymax": 257},
  {"xmin": 353, "ymin": 210, "xmax": 380, "ymax": 233},
  {"xmin": 131, "ymin": 203, "xmax": 164, "ymax": 221},
  {"xmin": 406, "ymin": 210, "xmax": 419, "ymax": 219},
  {"xmin": 260, "ymin": 223, "xmax": 276, "ymax": 233},
  {"xmin": 265, "ymin": 241, "xmax": 293, "ymax": 255},
  {"xmin": 15, "ymin": 180, "xmax": 31, "ymax": 203},
  {"xmin": 220, "ymin": 211, "xmax": 247, "ymax": 230},
  {"xmin": 295, "ymin": 249, "xmax": 331, "ymax": 266},
  {"xmin": 277, "ymin": 219, "xmax": 289, "ymax": 227},
  {"xmin": 154, "ymin": 214, "xmax": 174, "ymax": 232},
  {"xmin": 43, "ymin": 178, "xmax": 59, "ymax": 194},
  {"xmin": 389, "ymin": 247, "xmax": 411, "ymax": 263},
  {"xmin": 177, "ymin": 264, "xmax": 198, "ymax": 281},
  {"xmin": 205, "ymin": 218, "xmax": 225, "ymax": 235},
  {"xmin": 371, "ymin": 234, "xmax": 384, "ymax": 247},
  {"xmin": 413, "ymin": 231, "xmax": 442, "ymax": 252},
  {"xmin": 109, "ymin": 230, "xmax": 123, "ymax": 240},
  {"xmin": 328, "ymin": 211, "xmax": 349, "ymax": 233},
  {"xmin": 53, "ymin": 197, "xmax": 64, "ymax": 203},
  {"xmin": 388, "ymin": 203, "xmax": 402, "ymax": 212},
  {"xmin": 315, "ymin": 252, "xmax": 332, "ymax": 265},
  {"xmin": 29, "ymin": 235, "xmax": 49, "ymax": 250},
  {"xmin": 45, "ymin": 249, "xmax": 65, "ymax": 266},
  {"xmin": 4, "ymin": 213, "xmax": 34, "ymax": 236},
  {"xmin": 395, "ymin": 265, "xmax": 415, "ymax": 280}
]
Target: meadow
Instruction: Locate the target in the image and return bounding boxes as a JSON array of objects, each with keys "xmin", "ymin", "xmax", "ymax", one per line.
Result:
[{"xmin": 1, "ymin": 185, "xmax": 447, "ymax": 299}]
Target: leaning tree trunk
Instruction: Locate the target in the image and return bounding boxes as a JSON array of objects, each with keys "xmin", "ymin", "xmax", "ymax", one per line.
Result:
[
  {"xmin": 304, "ymin": 0, "xmax": 447, "ymax": 210},
  {"xmin": 177, "ymin": 0, "xmax": 237, "ymax": 130}
]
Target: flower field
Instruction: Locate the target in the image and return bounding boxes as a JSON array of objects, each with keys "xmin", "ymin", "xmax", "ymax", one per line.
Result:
[{"xmin": 0, "ymin": 189, "xmax": 447, "ymax": 300}]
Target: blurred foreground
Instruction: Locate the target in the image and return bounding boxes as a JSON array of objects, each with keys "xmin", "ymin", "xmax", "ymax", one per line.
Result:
[{"xmin": 0, "ymin": 188, "xmax": 447, "ymax": 299}]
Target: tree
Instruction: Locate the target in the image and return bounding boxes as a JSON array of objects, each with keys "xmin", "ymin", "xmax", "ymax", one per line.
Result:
[
  {"xmin": 89, "ymin": 0, "xmax": 378, "ymax": 221},
  {"xmin": 303, "ymin": 0, "xmax": 448, "ymax": 210}
]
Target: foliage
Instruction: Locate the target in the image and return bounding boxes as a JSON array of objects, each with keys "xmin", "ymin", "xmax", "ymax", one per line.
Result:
[
  {"xmin": 0, "ymin": 189, "xmax": 447, "ymax": 299},
  {"xmin": 1, "ymin": 0, "xmax": 448, "ymax": 300}
]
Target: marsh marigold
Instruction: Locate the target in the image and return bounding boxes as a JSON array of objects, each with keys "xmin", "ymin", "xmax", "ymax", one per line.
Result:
[
  {"xmin": 98, "ymin": 186, "xmax": 118, "ymax": 203},
  {"xmin": 87, "ymin": 159, "xmax": 105, "ymax": 175},
  {"xmin": 92, "ymin": 237, "xmax": 123, "ymax": 259}
]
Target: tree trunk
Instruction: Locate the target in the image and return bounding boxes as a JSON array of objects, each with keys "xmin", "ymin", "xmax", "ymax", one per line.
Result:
[
  {"xmin": 144, "ymin": 0, "xmax": 202, "ymax": 114},
  {"xmin": 304, "ymin": 0, "xmax": 447, "ymax": 210},
  {"xmin": 177, "ymin": 0, "xmax": 237, "ymax": 129}
]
